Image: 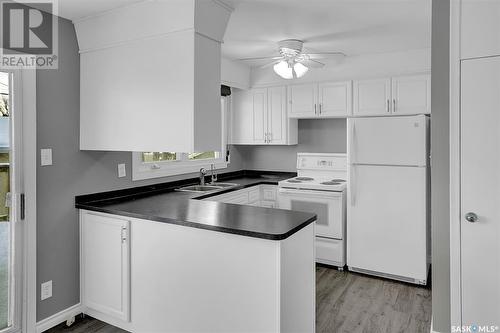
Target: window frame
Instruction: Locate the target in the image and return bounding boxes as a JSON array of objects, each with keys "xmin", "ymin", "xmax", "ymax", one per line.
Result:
[{"xmin": 132, "ymin": 97, "xmax": 229, "ymax": 181}]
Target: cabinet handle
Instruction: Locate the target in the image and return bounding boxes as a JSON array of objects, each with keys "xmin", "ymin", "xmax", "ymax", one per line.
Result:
[
  {"xmin": 319, "ymin": 103, "xmax": 322, "ymax": 115},
  {"xmin": 121, "ymin": 226, "xmax": 127, "ymax": 243},
  {"xmin": 269, "ymin": 132, "xmax": 272, "ymax": 143},
  {"xmin": 387, "ymin": 99, "xmax": 390, "ymax": 113},
  {"xmin": 314, "ymin": 104, "xmax": 317, "ymax": 115},
  {"xmin": 393, "ymin": 99, "xmax": 396, "ymax": 113}
]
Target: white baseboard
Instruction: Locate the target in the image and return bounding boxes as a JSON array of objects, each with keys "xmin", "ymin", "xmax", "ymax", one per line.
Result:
[{"xmin": 35, "ymin": 303, "xmax": 82, "ymax": 333}]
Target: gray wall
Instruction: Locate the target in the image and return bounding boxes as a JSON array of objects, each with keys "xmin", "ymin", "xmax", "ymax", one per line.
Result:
[
  {"xmin": 234, "ymin": 119, "xmax": 347, "ymax": 171},
  {"xmin": 430, "ymin": 0, "xmax": 450, "ymax": 332},
  {"xmin": 35, "ymin": 18, "xmax": 244, "ymax": 321}
]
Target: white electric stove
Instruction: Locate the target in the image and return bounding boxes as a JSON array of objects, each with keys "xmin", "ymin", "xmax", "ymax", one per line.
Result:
[{"xmin": 278, "ymin": 153, "xmax": 347, "ymax": 268}]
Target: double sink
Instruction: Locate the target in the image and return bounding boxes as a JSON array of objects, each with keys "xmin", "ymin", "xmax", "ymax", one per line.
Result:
[{"xmin": 177, "ymin": 182, "xmax": 239, "ymax": 193}]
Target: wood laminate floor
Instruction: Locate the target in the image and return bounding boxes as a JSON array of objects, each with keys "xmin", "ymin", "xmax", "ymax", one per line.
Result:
[{"xmin": 46, "ymin": 265, "xmax": 431, "ymax": 333}]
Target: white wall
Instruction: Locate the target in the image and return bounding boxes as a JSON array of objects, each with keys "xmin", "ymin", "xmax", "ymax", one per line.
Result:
[{"xmin": 251, "ymin": 48, "xmax": 431, "ymax": 87}]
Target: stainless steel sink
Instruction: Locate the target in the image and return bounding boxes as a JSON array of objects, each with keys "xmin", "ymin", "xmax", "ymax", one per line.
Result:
[
  {"xmin": 209, "ymin": 182, "xmax": 238, "ymax": 188},
  {"xmin": 177, "ymin": 185, "xmax": 223, "ymax": 193}
]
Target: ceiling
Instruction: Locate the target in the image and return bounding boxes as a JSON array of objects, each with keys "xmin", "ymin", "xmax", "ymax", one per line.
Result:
[
  {"xmin": 51, "ymin": 0, "xmax": 431, "ymax": 67},
  {"xmin": 222, "ymin": 0, "xmax": 431, "ymax": 66}
]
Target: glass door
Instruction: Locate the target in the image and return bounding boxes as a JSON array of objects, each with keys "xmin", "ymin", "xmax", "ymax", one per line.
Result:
[{"xmin": 0, "ymin": 71, "xmax": 21, "ymax": 333}]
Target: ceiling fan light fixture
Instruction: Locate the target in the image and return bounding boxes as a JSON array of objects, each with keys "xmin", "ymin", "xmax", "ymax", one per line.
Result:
[
  {"xmin": 293, "ymin": 62, "xmax": 309, "ymax": 78},
  {"xmin": 273, "ymin": 60, "xmax": 309, "ymax": 80},
  {"xmin": 273, "ymin": 60, "xmax": 294, "ymax": 79}
]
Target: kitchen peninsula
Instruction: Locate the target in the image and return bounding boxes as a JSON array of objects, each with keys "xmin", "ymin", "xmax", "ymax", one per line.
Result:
[{"xmin": 75, "ymin": 172, "xmax": 316, "ymax": 333}]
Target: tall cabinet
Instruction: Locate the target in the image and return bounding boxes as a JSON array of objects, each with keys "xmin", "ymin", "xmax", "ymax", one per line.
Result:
[{"xmin": 231, "ymin": 86, "xmax": 298, "ymax": 145}]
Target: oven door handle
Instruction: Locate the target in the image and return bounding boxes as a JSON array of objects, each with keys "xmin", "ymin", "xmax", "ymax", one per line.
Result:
[{"xmin": 278, "ymin": 188, "xmax": 343, "ymax": 196}]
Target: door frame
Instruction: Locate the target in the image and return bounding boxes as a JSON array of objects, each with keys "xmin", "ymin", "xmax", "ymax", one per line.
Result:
[
  {"xmin": 0, "ymin": 67, "xmax": 37, "ymax": 333},
  {"xmin": 449, "ymin": 0, "xmax": 462, "ymax": 328}
]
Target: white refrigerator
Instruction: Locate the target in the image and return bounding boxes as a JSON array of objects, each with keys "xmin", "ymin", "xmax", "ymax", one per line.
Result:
[{"xmin": 347, "ymin": 115, "xmax": 429, "ymax": 285}]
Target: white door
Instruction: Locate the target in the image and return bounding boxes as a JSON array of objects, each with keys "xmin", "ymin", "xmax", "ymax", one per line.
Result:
[
  {"xmin": 460, "ymin": 57, "xmax": 500, "ymax": 327},
  {"xmin": 252, "ymin": 88, "xmax": 267, "ymax": 144},
  {"xmin": 230, "ymin": 90, "xmax": 253, "ymax": 144},
  {"xmin": 267, "ymin": 86, "xmax": 287, "ymax": 144},
  {"xmin": 82, "ymin": 212, "xmax": 130, "ymax": 321},
  {"xmin": 288, "ymin": 83, "xmax": 317, "ymax": 118},
  {"xmin": 391, "ymin": 75, "xmax": 431, "ymax": 115},
  {"xmin": 318, "ymin": 81, "xmax": 352, "ymax": 117},
  {"xmin": 349, "ymin": 115, "xmax": 428, "ymax": 166},
  {"xmin": 353, "ymin": 78, "xmax": 391, "ymax": 116},
  {"xmin": 347, "ymin": 165, "xmax": 428, "ymax": 282},
  {"xmin": 278, "ymin": 188, "xmax": 343, "ymax": 239}
]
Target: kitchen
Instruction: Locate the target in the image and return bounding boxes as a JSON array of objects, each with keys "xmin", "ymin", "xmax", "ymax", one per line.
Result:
[{"xmin": 0, "ymin": 1, "xmax": 498, "ymax": 333}]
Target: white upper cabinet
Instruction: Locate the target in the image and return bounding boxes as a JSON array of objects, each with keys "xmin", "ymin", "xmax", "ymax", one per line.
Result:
[
  {"xmin": 289, "ymin": 81, "xmax": 352, "ymax": 118},
  {"xmin": 267, "ymin": 86, "xmax": 288, "ymax": 144},
  {"xmin": 231, "ymin": 87, "xmax": 297, "ymax": 145},
  {"xmin": 461, "ymin": 0, "xmax": 500, "ymax": 59},
  {"xmin": 353, "ymin": 75, "xmax": 430, "ymax": 116},
  {"xmin": 318, "ymin": 81, "xmax": 353, "ymax": 117},
  {"xmin": 288, "ymin": 83, "xmax": 318, "ymax": 118},
  {"xmin": 353, "ymin": 78, "xmax": 392, "ymax": 116},
  {"xmin": 391, "ymin": 75, "xmax": 431, "ymax": 115}
]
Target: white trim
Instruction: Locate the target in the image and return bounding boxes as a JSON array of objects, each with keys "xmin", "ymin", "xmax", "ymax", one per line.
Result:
[
  {"xmin": 449, "ymin": 0, "xmax": 462, "ymax": 329},
  {"xmin": 35, "ymin": 303, "xmax": 82, "ymax": 333}
]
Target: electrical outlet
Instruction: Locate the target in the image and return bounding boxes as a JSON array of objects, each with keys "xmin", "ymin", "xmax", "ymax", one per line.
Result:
[
  {"xmin": 40, "ymin": 149, "xmax": 52, "ymax": 166},
  {"xmin": 118, "ymin": 163, "xmax": 126, "ymax": 178},
  {"xmin": 41, "ymin": 280, "xmax": 52, "ymax": 300}
]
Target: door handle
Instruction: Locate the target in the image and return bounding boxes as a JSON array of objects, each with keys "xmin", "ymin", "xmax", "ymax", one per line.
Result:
[
  {"xmin": 350, "ymin": 164, "xmax": 357, "ymax": 206},
  {"xmin": 465, "ymin": 212, "xmax": 478, "ymax": 223}
]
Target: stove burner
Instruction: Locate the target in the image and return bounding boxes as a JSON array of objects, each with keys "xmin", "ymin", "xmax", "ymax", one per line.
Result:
[
  {"xmin": 321, "ymin": 181, "xmax": 342, "ymax": 185},
  {"xmin": 287, "ymin": 179, "xmax": 302, "ymax": 183},
  {"xmin": 331, "ymin": 179, "xmax": 346, "ymax": 182},
  {"xmin": 295, "ymin": 177, "xmax": 314, "ymax": 181}
]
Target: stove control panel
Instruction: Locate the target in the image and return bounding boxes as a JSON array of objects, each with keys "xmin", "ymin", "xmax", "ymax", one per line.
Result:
[{"xmin": 297, "ymin": 153, "xmax": 347, "ymax": 171}]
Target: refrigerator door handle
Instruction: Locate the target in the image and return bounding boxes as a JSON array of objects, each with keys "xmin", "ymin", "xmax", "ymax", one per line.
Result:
[
  {"xmin": 350, "ymin": 119, "xmax": 357, "ymax": 164},
  {"xmin": 350, "ymin": 164, "xmax": 357, "ymax": 206}
]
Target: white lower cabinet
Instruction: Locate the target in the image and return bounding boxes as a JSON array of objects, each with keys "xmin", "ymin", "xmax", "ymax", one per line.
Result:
[
  {"xmin": 81, "ymin": 211, "xmax": 130, "ymax": 322},
  {"xmin": 206, "ymin": 185, "xmax": 278, "ymax": 208}
]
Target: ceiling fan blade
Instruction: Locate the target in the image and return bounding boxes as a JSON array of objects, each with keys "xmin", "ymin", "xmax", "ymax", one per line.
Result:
[
  {"xmin": 305, "ymin": 52, "xmax": 346, "ymax": 60},
  {"xmin": 260, "ymin": 60, "xmax": 281, "ymax": 69},
  {"xmin": 237, "ymin": 56, "xmax": 282, "ymax": 61},
  {"xmin": 299, "ymin": 59, "xmax": 325, "ymax": 68}
]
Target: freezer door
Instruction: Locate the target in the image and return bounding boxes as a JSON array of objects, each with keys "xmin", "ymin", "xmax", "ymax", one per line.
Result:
[
  {"xmin": 349, "ymin": 115, "xmax": 428, "ymax": 166},
  {"xmin": 347, "ymin": 165, "xmax": 428, "ymax": 281}
]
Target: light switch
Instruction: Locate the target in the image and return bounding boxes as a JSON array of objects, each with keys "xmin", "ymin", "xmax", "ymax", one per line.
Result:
[
  {"xmin": 41, "ymin": 280, "xmax": 52, "ymax": 300},
  {"xmin": 40, "ymin": 149, "xmax": 52, "ymax": 166},
  {"xmin": 118, "ymin": 163, "xmax": 126, "ymax": 178}
]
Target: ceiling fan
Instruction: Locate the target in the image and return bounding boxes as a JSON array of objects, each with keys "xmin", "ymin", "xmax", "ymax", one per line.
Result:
[{"xmin": 238, "ymin": 39, "xmax": 346, "ymax": 79}]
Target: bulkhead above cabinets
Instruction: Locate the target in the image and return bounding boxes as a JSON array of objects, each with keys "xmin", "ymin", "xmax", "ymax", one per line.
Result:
[{"xmin": 76, "ymin": 0, "xmax": 233, "ymax": 152}]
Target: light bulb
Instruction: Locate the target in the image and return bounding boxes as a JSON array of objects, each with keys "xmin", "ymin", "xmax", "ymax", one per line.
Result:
[
  {"xmin": 273, "ymin": 61, "xmax": 293, "ymax": 79},
  {"xmin": 293, "ymin": 62, "xmax": 309, "ymax": 78}
]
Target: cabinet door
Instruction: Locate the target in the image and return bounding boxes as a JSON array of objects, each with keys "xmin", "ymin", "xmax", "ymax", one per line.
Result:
[
  {"xmin": 231, "ymin": 90, "xmax": 254, "ymax": 144},
  {"xmin": 353, "ymin": 78, "xmax": 391, "ymax": 116},
  {"xmin": 252, "ymin": 88, "xmax": 268, "ymax": 144},
  {"xmin": 318, "ymin": 81, "xmax": 352, "ymax": 117},
  {"xmin": 391, "ymin": 75, "xmax": 431, "ymax": 115},
  {"xmin": 267, "ymin": 86, "xmax": 287, "ymax": 144},
  {"xmin": 81, "ymin": 212, "xmax": 130, "ymax": 322},
  {"xmin": 461, "ymin": 0, "xmax": 500, "ymax": 59},
  {"xmin": 288, "ymin": 83, "xmax": 317, "ymax": 118}
]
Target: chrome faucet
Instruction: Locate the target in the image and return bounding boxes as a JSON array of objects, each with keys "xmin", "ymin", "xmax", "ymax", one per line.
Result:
[
  {"xmin": 210, "ymin": 163, "xmax": 218, "ymax": 184},
  {"xmin": 199, "ymin": 168, "xmax": 207, "ymax": 186}
]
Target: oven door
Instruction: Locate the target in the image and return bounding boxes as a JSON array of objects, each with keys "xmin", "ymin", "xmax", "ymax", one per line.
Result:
[{"xmin": 278, "ymin": 188, "xmax": 344, "ymax": 239}]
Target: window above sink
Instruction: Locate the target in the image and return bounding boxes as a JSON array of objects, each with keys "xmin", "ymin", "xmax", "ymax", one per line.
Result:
[{"xmin": 132, "ymin": 97, "xmax": 229, "ymax": 181}]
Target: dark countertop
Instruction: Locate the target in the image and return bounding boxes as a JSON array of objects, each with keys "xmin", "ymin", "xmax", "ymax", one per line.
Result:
[{"xmin": 76, "ymin": 170, "xmax": 317, "ymax": 240}]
